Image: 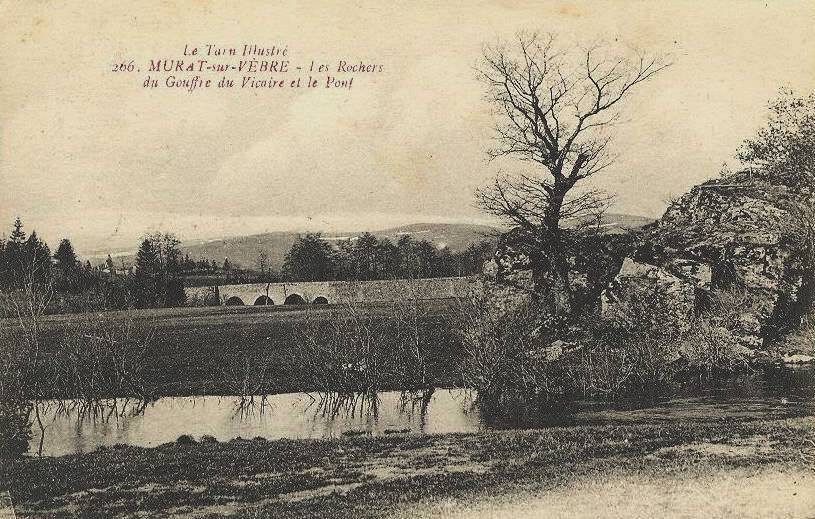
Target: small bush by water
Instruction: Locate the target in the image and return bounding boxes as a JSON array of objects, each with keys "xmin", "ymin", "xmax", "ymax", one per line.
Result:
[
  {"xmin": 288, "ymin": 297, "xmax": 451, "ymax": 394},
  {"xmin": 0, "ymin": 399, "xmax": 32, "ymax": 458}
]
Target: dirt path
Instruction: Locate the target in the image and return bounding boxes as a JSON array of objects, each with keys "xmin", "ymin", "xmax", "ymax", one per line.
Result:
[
  {"xmin": 0, "ymin": 492, "xmax": 17, "ymax": 519},
  {"xmin": 401, "ymin": 465, "xmax": 815, "ymax": 519}
]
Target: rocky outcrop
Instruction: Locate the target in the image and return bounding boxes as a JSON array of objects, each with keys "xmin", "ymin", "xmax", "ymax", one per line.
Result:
[
  {"xmin": 484, "ymin": 227, "xmax": 638, "ymax": 313},
  {"xmin": 485, "ymin": 171, "xmax": 813, "ymax": 354},
  {"xmin": 626, "ymin": 173, "xmax": 810, "ymax": 349},
  {"xmin": 601, "ymin": 257, "xmax": 698, "ymax": 331},
  {"xmin": 481, "ymin": 228, "xmax": 540, "ymax": 313}
]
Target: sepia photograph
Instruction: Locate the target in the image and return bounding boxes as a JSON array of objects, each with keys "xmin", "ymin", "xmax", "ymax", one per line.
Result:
[{"xmin": 0, "ymin": 1, "xmax": 813, "ymax": 517}]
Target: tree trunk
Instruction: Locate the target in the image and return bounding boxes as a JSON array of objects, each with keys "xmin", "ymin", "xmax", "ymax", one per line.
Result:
[{"xmin": 542, "ymin": 187, "xmax": 572, "ymax": 316}]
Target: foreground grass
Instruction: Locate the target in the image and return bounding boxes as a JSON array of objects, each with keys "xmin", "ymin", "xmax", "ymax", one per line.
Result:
[{"xmin": 1, "ymin": 417, "xmax": 812, "ymax": 518}]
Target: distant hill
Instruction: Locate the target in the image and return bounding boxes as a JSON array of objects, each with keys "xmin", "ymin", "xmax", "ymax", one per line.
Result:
[
  {"xmin": 85, "ymin": 214, "xmax": 653, "ymax": 270},
  {"xmin": 372, "ymin": 223, "xmax": 501, "ymax": 252},
  {"xmin": 592, "ymin": 213, "xmax": 656, "ymax": 234},
  {"xmin": 181, "ymin": 223, "xmax": 501, "ymax": 271}
]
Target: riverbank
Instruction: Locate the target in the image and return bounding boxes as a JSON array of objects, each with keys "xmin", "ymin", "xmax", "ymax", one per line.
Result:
[
  {"xmin": 3, "ymin": 301, "xmax": 810, "ymax": 402},
  {"xmin": 2, "ymin": 417, "xmax": 812, "ymax": 518}
]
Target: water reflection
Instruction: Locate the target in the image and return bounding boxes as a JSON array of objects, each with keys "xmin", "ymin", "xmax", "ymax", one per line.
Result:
[
  {"xmin": 311, "ymin": 391, "xmax": 382, "ymax": 421},
  {"xmin": 29, "ymin": 390, "xmax": 480, "ymax": 456},
  {"xmin": 23, "ymin": 366, "xmax": 815, "ymax": 457}
]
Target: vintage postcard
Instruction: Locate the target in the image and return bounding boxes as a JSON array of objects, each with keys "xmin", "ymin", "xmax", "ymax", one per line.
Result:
[{"xmin": 0, "ymin": 1, "xmax": 813, "ymax": 517}]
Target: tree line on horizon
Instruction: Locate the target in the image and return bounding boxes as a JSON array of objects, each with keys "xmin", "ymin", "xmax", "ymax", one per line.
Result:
[
  {"xmin": 0, "ymin": 218, "xmax": 495, "ymax": 315},
  {"xmin": 0, "ymin": 220, "xmax": 190, "ymax": 313},
  {"xmin": 280, "ymin": 232, "xmax": 495, "ymax": 282}
]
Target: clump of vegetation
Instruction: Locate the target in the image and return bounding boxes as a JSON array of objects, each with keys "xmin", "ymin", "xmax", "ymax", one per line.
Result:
[
  {"xmin": 220, "ymin": 353, "xmax": 273, "ymax": 403},
  {"xmin": 51, "ymin": 314, "xmax": 155, "ymax": 401},
  {"xmin": 281, "ymin": 231, "xmax": 495, "ymax": 282},
  {"xmin": 0, "ymin": 261, "xmax": 156, "ymax": 457},
  {"xmin": 175, "ymin": 434, "xmax": 196, "ymax": 446},
  {"xmin": 0, "ymin": 220, "xmax": 195, "ymax": 316},
  {"xmin": 455, "ymin": 292, "xmax": 556, "ymax": 406},
  {"xmin": 0, "ymin": 399, "xmax": 32, "ymax": 458},
  {"xmin": 775, "ymin": 307, "xmax": 815, "ymax": 355},
  {"xmin": 457, "ymin": 280, "xmax": 768, "ymax": 405},
  {"xmin": 185, "ymin": 286, "xmax": 220, "ymax": 307},
  {"xmin": 679, "ymin": 288, "xmax": 759, "ymax": 372},
  {"xmin": 288, "ymin": 295, "xmax": 446, "ymax": 398},
  {"xmin": 570, "ymin": 287, "xmax": 757, "ymax": 397},
  {"xmin": 289, "ymin": 303, "xmax": 388, "ymax": 394},
  {"xmin": 735, "ymin": 88, "xmax": 815, "ymax": 188}
]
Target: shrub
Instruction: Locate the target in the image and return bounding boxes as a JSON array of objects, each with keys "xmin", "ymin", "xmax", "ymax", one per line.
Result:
[
  {"xmin": 777, "ymin": 309, "xmax": 815, "ymax": 354},
  {"xmin": 455, "ymin": 291, "xmax": 560, "ymax": 405},
  {"xmin": 186, "ymin": 286, "xmax": 220, "ymax": 307},
  {"xmin": 679, "ymin": 288, "xmax": 762, "ymax": 373},
  {"xmin": 569, "ymin": 319, "xmax": 680, "ymax": 396},
  {"xmin": 0, "ymin": 399, "xmax": 32, "ymax": 458},
  {"xmin": 175, "ymin": 434, "xmax": 196, "ymax": 446},
  {"xmin": 288, "ymin": 297, "xmax": 440, "ymax": 395},
  {"xmin": 51, "ymin": 314, "xmax": 155, "ymax": 400}
]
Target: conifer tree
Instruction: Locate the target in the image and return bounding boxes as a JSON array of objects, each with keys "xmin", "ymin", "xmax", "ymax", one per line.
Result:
[{"xmin": 133, "ymin": 239, "xmax": 160, "ymax": 308}]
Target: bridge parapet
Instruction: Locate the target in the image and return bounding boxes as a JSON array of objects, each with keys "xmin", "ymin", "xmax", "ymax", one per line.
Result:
[{"xmin": 185, "ymin": 277, "xmax": 478, "ymax": 307}]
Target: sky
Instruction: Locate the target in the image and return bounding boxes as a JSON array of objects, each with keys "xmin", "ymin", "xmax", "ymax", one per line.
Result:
[{"xmin": 1, "ymin": 0, "xmax": 814, "ymax": 254}]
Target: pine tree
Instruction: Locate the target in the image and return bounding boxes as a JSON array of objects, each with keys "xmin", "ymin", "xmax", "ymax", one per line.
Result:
[
  {"xmin": 54, "ymin": 239, "xmax": 78, "ymax": 270},
  {"xmin": 22, "ymin": 231, "xmax": 51, "ymax": 285},
  {"xmin": 131, "ymin": 233, "xmax": 186, "ymax": 308},
  {"xmin": 9, "ymin": 217, "xmax": 26, "ymax": 244},
  {"xmin": 133, "ymin": 239, "xmax": 160, "ymax": 308},
  {"xmin": 53, "ymin": 238, "xmax": 79, "ymax": 292},
  {"xmin": 3, "ymin": 218, "xmax": 26, "ymax": 287}
]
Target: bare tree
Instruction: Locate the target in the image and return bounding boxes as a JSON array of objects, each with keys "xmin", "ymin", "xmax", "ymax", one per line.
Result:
[
  {"xmin": 476, "ymin": 32, "xmax": 669, "ymax": 313},
  {"xmin": 1, "ymin": 254, "xmax": 54, "ymax": 456}
]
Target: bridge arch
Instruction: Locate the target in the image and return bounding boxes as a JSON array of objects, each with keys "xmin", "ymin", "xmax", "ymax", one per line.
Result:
[
  {"xmin": 254, "ymin": 295, "xmax": 274, "ymax": 306},
  {"xmin": 312, "ymin": 296, "xmax": 329, "ymax": 305},
  {"xmin": 284, "ymin": 293, "xmax": 306, "ymax": 305},
  {"xmin": 224, "ymin": 296, "xmax": 245, "ymax": 306}
]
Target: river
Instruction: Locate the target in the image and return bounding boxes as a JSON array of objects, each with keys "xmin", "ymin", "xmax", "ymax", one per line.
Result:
[{"xmin": 27, "ymin": 366, "xmax": 814, "ymax": 457}]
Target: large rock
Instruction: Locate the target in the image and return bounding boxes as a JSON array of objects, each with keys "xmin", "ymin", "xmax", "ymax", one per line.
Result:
[
  {"xmin": 601, "ymin": 257, "xmax": 697, "ymax": 330},
  {"xmin": 484, "ymin": 226, "xmax": 637, "ymax": 314},
  {"xmin": 483, "ymin": 171, "xmax": 812, "ymax": 354},
  {"xmin": 623, "ymin": 173, "xmax": 811, "ymax": 349},
  {"xmin": 481, "ymin": 230, "xmax": 538, "ymax": 315}
]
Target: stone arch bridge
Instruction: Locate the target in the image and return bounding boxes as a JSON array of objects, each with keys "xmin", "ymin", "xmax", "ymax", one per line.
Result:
[{"xmin": 186, "ymin": 276, "xmax": 477, "ymax": 307}]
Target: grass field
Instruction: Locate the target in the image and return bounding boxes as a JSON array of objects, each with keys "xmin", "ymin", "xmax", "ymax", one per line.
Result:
[
  {"xmin": 1, "ymin": 300, "xmax": 463, "ymax": 398},
  {"xmin": 1, "ymin": 416, "xmax": 812, "ymax": 518}
]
